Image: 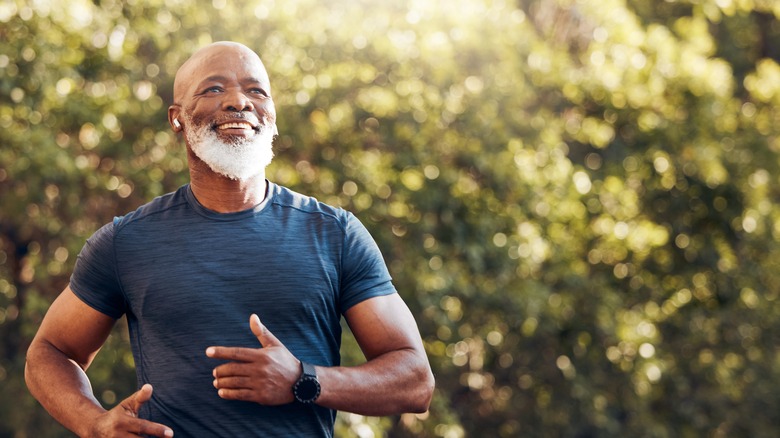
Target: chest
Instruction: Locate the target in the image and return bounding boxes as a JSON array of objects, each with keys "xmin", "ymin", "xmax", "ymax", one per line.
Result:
[{"xmin": 113, "ymin": 217, "xmax": 344, "ymax": 348}]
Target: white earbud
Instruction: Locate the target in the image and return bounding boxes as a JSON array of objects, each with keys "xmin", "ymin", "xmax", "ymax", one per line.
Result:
[{"xmin": 173, "ymin": 118, "xmax": 181, "ymax": 129}]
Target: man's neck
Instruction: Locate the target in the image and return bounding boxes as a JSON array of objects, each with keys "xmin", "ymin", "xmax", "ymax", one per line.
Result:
[{"xmin": 188, "ymin": 164, "xmax": 268, "ymax": 213}]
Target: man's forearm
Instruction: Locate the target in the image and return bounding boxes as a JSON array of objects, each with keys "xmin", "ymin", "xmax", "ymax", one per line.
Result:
[
  {"xmin": 25, "ymin": 340, "xmax": 106, "ymax": 436},
  {"xmin": 315, "ymin": 348, "xmax": 434, "ymax": 416}
]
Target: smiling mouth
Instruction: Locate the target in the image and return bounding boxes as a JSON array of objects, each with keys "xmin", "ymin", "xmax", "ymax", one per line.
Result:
[{"xmin": 217, "ymin": 122, "xmax": 255, "ymax": 131}]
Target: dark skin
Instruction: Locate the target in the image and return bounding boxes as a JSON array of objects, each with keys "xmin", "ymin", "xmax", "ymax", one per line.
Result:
[
  {"xmin": 25, "ymin": 42, "xmax": 434, "ymax": 437},
  {"xmin": 25, "ymin": 286, "xmax": 174, "ymax": 437}
]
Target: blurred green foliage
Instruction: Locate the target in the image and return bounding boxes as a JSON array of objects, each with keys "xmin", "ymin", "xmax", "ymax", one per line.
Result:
[{"xmin": 2, "ymin": 0, "xmax": 780, "ymax": 436}]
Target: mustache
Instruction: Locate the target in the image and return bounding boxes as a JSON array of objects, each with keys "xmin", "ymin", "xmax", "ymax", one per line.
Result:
[
  {"xmin": 181, "ymin": 113, "xmax": 277, "ymax": 137},
  {"xmin": 181, "ymin": 112, "xmax": 275, "ymax": 127}
]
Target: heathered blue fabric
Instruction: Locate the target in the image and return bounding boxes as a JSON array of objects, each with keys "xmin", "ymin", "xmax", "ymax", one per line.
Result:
[{"xmin": 69, "ymin": 182, "xmax": 397, "ymax": 437}]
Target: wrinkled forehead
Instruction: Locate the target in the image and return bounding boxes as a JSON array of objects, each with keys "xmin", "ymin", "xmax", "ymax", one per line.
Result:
[{"xmin": 173, "ymin": 42, "xmax": 269, "ymax": 102}]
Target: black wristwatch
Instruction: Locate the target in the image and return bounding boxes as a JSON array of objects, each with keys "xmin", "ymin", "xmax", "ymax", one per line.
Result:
[{"xmin": 293, "ymin": 361, "xmax": 321, "ymax": 404}]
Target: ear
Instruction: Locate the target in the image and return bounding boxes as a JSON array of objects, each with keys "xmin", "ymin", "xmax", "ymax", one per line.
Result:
[{"xmin": 168, "ymin": 105, "xmax": 182, "ymax": 132}]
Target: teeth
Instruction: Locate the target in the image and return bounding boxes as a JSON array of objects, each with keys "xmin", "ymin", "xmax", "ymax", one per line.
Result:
[{"xmin": 218, "ymin": 122, "xmax": 253, "ymax": 130}]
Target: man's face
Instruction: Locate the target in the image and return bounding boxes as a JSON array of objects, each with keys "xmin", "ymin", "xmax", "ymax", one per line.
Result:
[{"xmin": 174, "ymin": 43, "xmax": 278, "ymax": 180}]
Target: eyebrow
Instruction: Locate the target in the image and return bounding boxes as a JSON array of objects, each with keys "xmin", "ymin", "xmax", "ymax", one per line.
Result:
[{"xmin": 198, "ymin": 75, "xmax": 267, "ymax": 87}]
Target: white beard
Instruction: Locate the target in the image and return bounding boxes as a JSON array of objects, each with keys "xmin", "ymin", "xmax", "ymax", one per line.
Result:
[{"xmin": 184, "ymin": 116, "xmax": 275, "ymax": 181}]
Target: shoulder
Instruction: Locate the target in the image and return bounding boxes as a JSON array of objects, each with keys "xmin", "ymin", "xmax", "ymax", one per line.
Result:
[
  {"xmin": 112, "ymin": 185, "xmax": 190, "ymax": 231},
  {"xmin": 269, "ymin": 182, "xmax": 351, "ymax": 228}
]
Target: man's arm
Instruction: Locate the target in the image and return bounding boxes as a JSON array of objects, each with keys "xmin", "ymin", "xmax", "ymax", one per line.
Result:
[
  {"xmin": 317, "ymin": 293, "xmax": 434, "ymax": 415},
  {"xmin": 209, "ymin": 293, "xmax": 435, "ymax": 415},
  {"xmin": 25, "ymin": 285, "xmax": 173, "ymax": 437}
]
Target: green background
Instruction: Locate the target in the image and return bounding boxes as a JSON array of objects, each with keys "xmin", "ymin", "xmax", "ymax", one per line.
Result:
[{"xmin": 2, "ymin": 0, "xmax": 779, "ymax": 436}]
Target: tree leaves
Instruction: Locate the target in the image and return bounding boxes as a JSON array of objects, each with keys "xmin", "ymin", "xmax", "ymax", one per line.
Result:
[{"xmin": 2, "ymin": 0, "xmax": 779, "ymax": 436}]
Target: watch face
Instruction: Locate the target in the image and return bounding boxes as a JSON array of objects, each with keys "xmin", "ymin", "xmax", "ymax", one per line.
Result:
[{"xmin": 294, "ymin": 376, "xmax": 321, "ymax": 403}]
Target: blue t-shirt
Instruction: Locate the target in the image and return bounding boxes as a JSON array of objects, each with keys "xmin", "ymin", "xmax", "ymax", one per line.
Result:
[{"xmin": 70, "ymin": 182, "xmax": 397, "ymax": 437}]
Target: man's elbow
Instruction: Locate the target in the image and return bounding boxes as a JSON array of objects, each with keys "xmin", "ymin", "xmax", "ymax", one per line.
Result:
[
  {"xmin": 24, "ymin": 340, "xmax": 44, "ymax": 397},
  {"xmin": 406, "ymin": 367, "xmax": 435, "ymax": 413}
]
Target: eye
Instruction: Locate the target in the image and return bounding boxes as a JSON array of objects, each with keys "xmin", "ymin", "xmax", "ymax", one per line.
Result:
[
  {"xmin": 205, "ymin": 86, "xmax": 223, "ymax": 93},
  {"xmin": 248, "ymin": 88, "xmax": 269, "ymax": 97}
]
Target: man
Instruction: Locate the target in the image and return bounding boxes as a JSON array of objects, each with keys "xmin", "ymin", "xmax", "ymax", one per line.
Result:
[{"xmin": 25, "ymin": 41, "xmax": 434, "ymax": 437}]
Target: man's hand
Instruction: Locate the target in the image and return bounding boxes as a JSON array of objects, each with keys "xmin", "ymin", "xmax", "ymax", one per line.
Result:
[
  {"xmin": 206, "ymin": 314, "xmax": 301, "ymax": 405},
  {"xmin": 89, "ymin": 384, "xmax": 173, "ymax": 437}
]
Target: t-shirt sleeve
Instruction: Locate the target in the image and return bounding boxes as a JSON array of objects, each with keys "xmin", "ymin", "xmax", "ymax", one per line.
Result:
[
  {"xmin": 69, "ymin": 221, "xmax": 128, "ymax": 319},
  {"xmin": 339, "ymin": 212, "xmax": 397, "ymax": 313}
]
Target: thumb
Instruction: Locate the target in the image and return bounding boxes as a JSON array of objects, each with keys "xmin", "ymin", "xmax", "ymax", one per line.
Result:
[
  {"xmin": 122, "ymin": 383, "xmax": 153, "ymax": 416},
  {"xmin": 250, "ymin": 314, "xmax": 282, "ymax": 348}
]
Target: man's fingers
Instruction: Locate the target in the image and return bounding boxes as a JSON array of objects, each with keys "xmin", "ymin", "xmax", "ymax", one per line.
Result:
[
  {"xmin": 215, "ymin": 387, "xmax": 255, "ymax": 401},
  {"xmin": 204, "ymin": 314, "xmax": 284, "ymax": 360},
  {"xmin": 213, "ymin": 375, "xmax": 253, "ymax": 390},
  {"xmin": 212, "ymin": 362, "xmax": 252, "ymax": 379},
  {"xmin": 206, "ymin": 346, "xmax": 256, "ymax": 361},
  {"xmin": 250, "ymin": 314, "xmax": 283, "ymax": 348},
  {"xmin": 121, "ymin": 384, "xmax": 153, "ymax": 415},
  {"xmin": 129, "ymin": 417, "xmax": 175, "ymax": 437},
  {"xmin": 115, "ymin": 385, "xmax": 174, "ymax": 437}
]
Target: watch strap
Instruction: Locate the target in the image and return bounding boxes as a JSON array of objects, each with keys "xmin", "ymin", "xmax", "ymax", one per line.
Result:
[{"xmin": 301, "ymin": 361, "xmax": 317, "ymax": 378}]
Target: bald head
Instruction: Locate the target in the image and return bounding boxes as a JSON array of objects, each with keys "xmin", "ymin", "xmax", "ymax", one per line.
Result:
[
  {"xmin": 167, "ymin": 39, "xmax": 277, "ymax": 153},
  {"xmin": 172, "ymin": 41, "xmax": 269, "ymax": 105}
]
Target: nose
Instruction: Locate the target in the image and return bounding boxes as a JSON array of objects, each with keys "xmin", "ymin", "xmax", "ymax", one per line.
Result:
[{"xmin": 223, "ymin": 89, "xmax": 254, "ymax": 112}]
